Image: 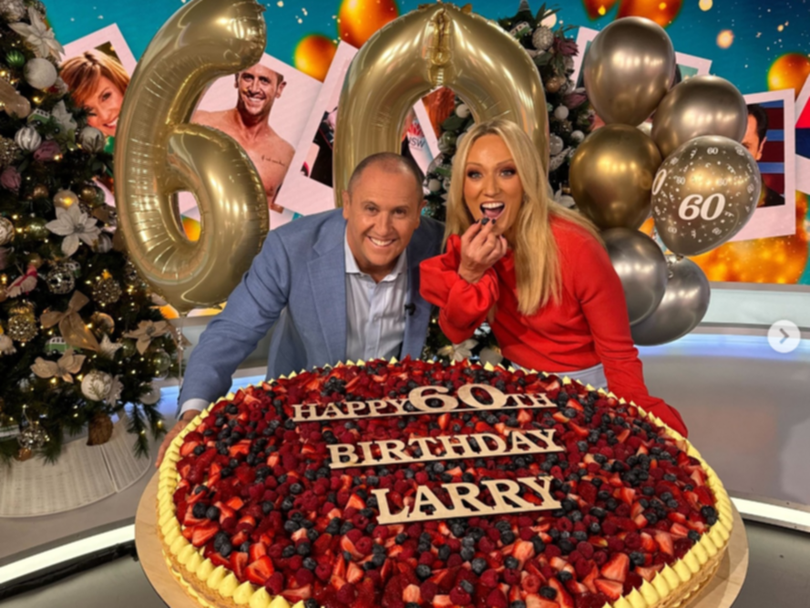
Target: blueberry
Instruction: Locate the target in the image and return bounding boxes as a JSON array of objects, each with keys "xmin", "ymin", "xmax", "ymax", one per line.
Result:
[
  {"xmin": 660, "ymin": 491, "xmax": 673, "ymax": 501},
  {"xmin": 558, "ymin": 571, "xmax": 573, "ymax": 583},
  {"xmin": 395, "ymin": 533, "xmax": 407, "ymax": 544},
  {"xmin": 572, "ymin": 531, "xmax": 588, "ymax": 542},
  {"xmin": 193, "ymin": 445, "xmax": 205, "ymax": 456},
  {"xmin": 460, "ymin": 579, "xmax": 474, "ymax": 594},
  {"xmin": 416, "ymin": 564, "xmax": 432, "ymax": 580},
  {"xmin": 192, "ymin": 502, "xmax": 208, "ymax": 519},
  {"xmin": 282, "ymin": 545, "xmax": 296, "ymax": 558},
  {"xmin": 297, "ymin": 542, "xmax": 311, "ymax": 556},
  {"xmin": 303, "ymin": 557, "xmax": 317, "ymax": 570},
  {"xmin": 304, "ymin": 600, "xmax": 319, "ymax": 608},
  {"xmin": 643, "ymin": 486, "xmax": 655, "ymax": 496},
  {"xmin": 262, "ymin": 502, "xmax": 273, "ymax": 515},
  {"xmin": 540, "ymin": 586, "xmax": 557, "ymax": 600},
  {"xmin": 504, "ymin": 556, "xmax": 519, "ymax": 569},
  {"xmin": 340, "ymin": 521, "xmax": 354, "ymax": 534},
  {"xmin": 220, "ymin": 467, "xmax": 232, "ymax": 479},
  {"xmin": 559, "ymin": 539, "xmax": 574, "ymax": 554},
  {"xmin": 220, "ymin": 541, "xmax": 233, "ymax": 557},
  {"xmin": 438, "ymin": 544, "xmax": 451, "ymax": 561},
  {"xmin": 206, "ymin": 506, "xmax": 221, "ymax": 520},
  {"xmin": 290, "ymin": 483, "xmax": 303, "ymax": 495},
  {"xmin": 460, "ymin": 546, "xmax": 475, "ymax": 562},
  {"xmin": 284, "ymin": 520, "xmax": 300, "ymax": 533},
  {"xmin": 240, "ymin": 541, "xmax": 251, "ymax": 553},
  {"xmin": 531, "ymin": 536, "xmax": 546, "ymax": 553},
  {"xmin": 471, "ymin": 557, "xmax": 487, "ymax": 575},
  {"xmin": 688, "ymin": 530, "xmax": 701, "ymax": 542},
  {"xmin": 510, "ymin": 601, "xmax": 527, "ymax": 608},
  {"xmin": 501, "ymin": 530, "xmax": 516, "ymax": 545},
  {"xmin": 630, "ymin": 551, "xmax": 646, "ymax": 566}
]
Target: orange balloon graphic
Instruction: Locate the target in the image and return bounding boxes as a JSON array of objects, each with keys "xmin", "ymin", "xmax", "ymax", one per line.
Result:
[
  {"xmin": 338, "ymin": 0, "xmax": 399, "ymax": 48},
  {"xmin": 294, "ymin": 35, "xmax": 337, "ymax": 82},
  {"xmin": 617, "ymin": 0, "xmax": 683, "ymax": 27},
  {"xmin": 581, "ymin": 0, "xmax": 621, "ymax": 19},
  {"xmin": 768, "ymin": 53, "xmax": 810, "ymax": 98}
]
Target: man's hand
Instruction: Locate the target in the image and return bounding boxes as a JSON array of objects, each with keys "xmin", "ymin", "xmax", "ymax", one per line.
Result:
[
  {"xmin": 458, "ymin": 220, "xmax": 508, "ymax": 284},
  {"xmin": 155, "ymin": 410, "xmax": 200, "ymax": 468}
]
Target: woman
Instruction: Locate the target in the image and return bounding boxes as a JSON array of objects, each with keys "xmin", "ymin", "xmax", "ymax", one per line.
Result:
[
  {"xmin": 61, "ymin": 49, "xmax": 130, "ymax": 143},
  {"xmin": 420, "ymin": 119, "xmax": 687, "ymax": 436}
]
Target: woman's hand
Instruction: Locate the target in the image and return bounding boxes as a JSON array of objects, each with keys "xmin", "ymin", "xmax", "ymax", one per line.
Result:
[{"xmin": 458, "ymin": 219, "xmax": 508, "ymax": 283}]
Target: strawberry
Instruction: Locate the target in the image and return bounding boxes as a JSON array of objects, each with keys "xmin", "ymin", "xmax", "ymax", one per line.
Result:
[
  {"xmin": 637, "ymin": 565, "xmax": 663, "ymax": 582},
  {"xmin": 432, "ymin": 596, "xmax": 453, "ymax": 608},
  {"xmin": 670, "ymin": 523, "xmax": 690, "ymax": 538},
  {"xmin": 594, "ymin": 578, "xmax": 623, "ymax": 601},
  {"xmin": 230, "ymin": 550, "xmax": 247, "ymax": 580},
  {"xmin": 654, "ymin": 531, "xmax": 674, "ymax": 556},
  {"xmin": 600, "ymin": 553, "xmax": 629, "ymax": 583},
  {"xmin": 190, "ymin": 522, "xmax": 219, "ymax": 547},
  {"xmin": 245, "ymin": 556, "xmax": 274, "ymax": 585},
  {"xmin": 249, "ymin": 542, "xmax": 267, "ymax": 562}
]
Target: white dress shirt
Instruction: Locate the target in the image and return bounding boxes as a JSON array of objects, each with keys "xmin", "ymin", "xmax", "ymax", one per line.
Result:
[{"xmin": 179, "ymin": 231, "xmax": 408, "ymax": 416}]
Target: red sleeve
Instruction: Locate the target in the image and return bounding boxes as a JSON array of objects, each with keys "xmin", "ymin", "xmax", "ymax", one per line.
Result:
[
  {"xmin": 419, "ymin": 234, "xmax": 499, "ymax": 344},
  {"xmin": 571, "ymin": 232, "xmax": 689, "ymax": 437}
]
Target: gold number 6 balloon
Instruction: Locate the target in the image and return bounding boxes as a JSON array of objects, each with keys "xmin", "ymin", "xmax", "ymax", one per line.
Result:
[
  {"xmin": 333, "ymin": 3, "xmax": 549, "ymax": 204},
  {"xmin": 114, "ymin": 0, "xmax": 269, "ymax": 314}
]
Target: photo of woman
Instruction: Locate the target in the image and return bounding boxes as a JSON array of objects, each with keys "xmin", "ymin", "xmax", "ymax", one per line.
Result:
[{"xmin": 60, "ymin": 48, "xmax": 130, "ymax": 151}]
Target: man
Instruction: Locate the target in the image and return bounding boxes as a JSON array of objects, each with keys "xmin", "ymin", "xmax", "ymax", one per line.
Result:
[
  {"xmin": 156, "ymin": 153, "xmax": 443, "ymax": 465},
  {"xmin": 193, "ymin": 62, "xmax": 294, "ymax": 213},
  {"xmin": 742, "ymin": 103, "xmax": 784, "ymax": 208}
]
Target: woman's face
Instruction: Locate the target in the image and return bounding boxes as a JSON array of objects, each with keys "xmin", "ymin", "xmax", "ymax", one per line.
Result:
[
  {"xmin": 82, "ymin": 76, "xmax": 124, "ymax": 138},
  {"xmin": 463, "ymin": 133, "xmax": 524, "ymax": 236}
]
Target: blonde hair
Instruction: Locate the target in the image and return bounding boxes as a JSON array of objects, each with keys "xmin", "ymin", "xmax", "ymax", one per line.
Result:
[
  {"xmin": 446, "ymin": 119, "xmax": 600, "ymax": 315},
  {"xmin": 61, "ymin": 49, "xmax": 130, "ymax": 107}
]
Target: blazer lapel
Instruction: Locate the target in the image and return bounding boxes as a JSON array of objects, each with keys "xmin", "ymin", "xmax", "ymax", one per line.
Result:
[
  {"xmin": 402, "ymin": 225, "xmax": 434, "ymax": 359},
  {"xmin": 307, "ymin": 214, "xmax": 347, "ymax": 363}
]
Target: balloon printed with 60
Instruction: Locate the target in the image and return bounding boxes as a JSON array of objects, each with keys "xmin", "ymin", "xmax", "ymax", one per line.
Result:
[{"xmin": 651, "ymin": 136, "xmax": 761, "ymax": 257}]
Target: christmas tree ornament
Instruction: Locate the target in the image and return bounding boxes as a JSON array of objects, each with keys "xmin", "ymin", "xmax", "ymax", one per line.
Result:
[
  {"xmin": 23, "ymin": 216, "xmax": 48, "ymax": 239},
  {"xmin": 123, "ymin": 260, "xmax": 140, "ymax": 283},
  {"xmin": 455, "ymin": 104, "xmax": 470, "ymax": 119},
  {"xmin": 23, "ymin": 57, "xmax": 57, "ymax": 89},
  {"xmin": 92, "ymin": 272, "xmax": 122, "ymax": 305},
  {"xmin": 98, "ymin": 334, "xmax": 123, "ymax": 359},
  {"xmin": 571, "ymin": 130, "xmax": 585, "ymax": 143},
  {"xmin": 8, "ymin": 301, "xmax": 37, "ymax": 342},
  {"xmin": 0, "ymin": 326, "xmax": 16, "ymax": 355},
  {"xmin": 509, "ymin": 21, "xmax": 531, "ymax": 38},
  {"xmin": 427, "ymin": 178, "xmax": 442, "ymax": 193},
  {"xmin": 545, "ymin": 75, "xmax": 566, "ymax": 94},
  {"xmin": 95, "ymin": 233, "xmax": 112, "ymax": 253},
  {"xmin": 549, "ymin": 150, "xmax": 570, "ymax": 172},
  {"xmin": 120, "ymin": 338, "xmax": 137, "ymax": 359},
  {"xmin": 563, "ymin": 56, "xmax": 575, "ymax": 72},
  {"xmin": 554, "ymin": 105, "xmax": 570, "ymax": 121},
  {"xmin": 62, "ymin": 259, "xmax": 81, "ymax": 277},
  {"xmin": 31, "ymin": 348, "xmax": 85, "ymax": 382},
  {"xmin": 0, "ymin": 0, "xmax": 26, "ymax": 22},
  {"xmin": 0, "ymin": 217, "xmax": 14, "ymax": 245},
  {"xmin": 14, "ymin": 447, "xmax": 32, "ymax": 461},
  {"xmin": 31, "ymin": 183, "xmax": 48, "ymax": 199},
  {"xmin": 53, "ymin": 189, "xmax": 78, "ymax": 209},
  {"xmin": 45, "ymin": 205, "xmax": 101, "ymax": 256},
  {"xmin": 140, "ymin": 384, "xmax": 161, "ymax": 405},
  {"xmin": 151, "ymin": 348, "xmax": 172, "ymax": 379},
  {"xmin": 124, "ymin": 320, "xmax": 172, "ymax": 354},
  {"xmin": 5, "ymin": 262, "xmax": 36, "ymax": 297},
  {"xmin": 437, "ymin": 132, "xmax": 457, "ymax": 153},
  {"xmin": 80, "ymin": 369, "xmax": 114, "ymax": 401},
  {"xmin": 532, "ymin": 26, "xmax": 554, "ymax": 51},
  {"xmin": 45, "ymin": 263, "xmax": 75, "ymax": 294},
  {"xmin": 87, "ymin": 412, "xmax": 113, "ymax": 445},
  {"xmin": 25, "ymin": 252, "xmax": 43, "ymax": 268},
  {"xmin": 5, "ymin": 49, "xmax": 25, "ymax": 68},
  {"xmin": 549, "ymin": 134, "xmax": 564, "ymax": 156},
  {"xmin": 44, "ymin": 336, "xmax": 68, "ymax": 354},
  {"xmin": 0, "ymin": 137, "xmax": 19, "ymax": 167},
  {"xmin": 79, "ymin": 185, "xmax": 96, "ymax": 202},
  {"xmin": 8, "ymin": 7, "xmax": 63, "ymax": 59},
  {"xmin": 14, "ymin": 125, "xmax": 41, "ymax": 151},
  {"xmin": 40, "ymin": 291, "xmax": 100, "ymax": 352},
  {"xmin": 90, "ymin": 312, "xmax": 115, "ymax": 336},
  {"xmin": 77, "ymin": 126, "xmax": 105, "ymax": 154},
  {"xmin": 50, "ymin": 100, "xmax": 77, "ymax": 134}
]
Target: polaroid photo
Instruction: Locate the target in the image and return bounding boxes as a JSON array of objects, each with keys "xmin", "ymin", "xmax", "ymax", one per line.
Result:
[
  {"xmin": 276, "ymin": 42, "xmax": 440, "ymax": 217},
  {"xmin": 60, "ymin": 25, "xmax": 137, "ymax": 208},
  {"xmin": 570, "ymin": 26, "xmax": 712, "ymax": 89},
  {"xmin": 793, "ymin": 76, "xmax": 810, "ymax": 194},
  {"xmin": 729, "ymin": 89, "xmax": 796, "ymax": 241},
  {"xmin": 179, "ymin": 53, "xmax": 322, "ymax": 231}
]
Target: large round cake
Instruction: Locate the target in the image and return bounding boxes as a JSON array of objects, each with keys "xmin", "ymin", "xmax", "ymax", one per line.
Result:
[{"xmin": 157, "ymin": 359, "xmax": 732, "ymax": 608}]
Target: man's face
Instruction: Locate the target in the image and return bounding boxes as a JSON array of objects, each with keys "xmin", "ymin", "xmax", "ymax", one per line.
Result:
[
  {"xmin": 236, "ymin": 64, "xmax": 284, "ymax": 117},
  {"xmin": 342, "ymin": 165, "xmax": 424, "ymax": 282},
  {"xmin": 742, "ymin": 114, "xmax": 766, "ymax": 161}
]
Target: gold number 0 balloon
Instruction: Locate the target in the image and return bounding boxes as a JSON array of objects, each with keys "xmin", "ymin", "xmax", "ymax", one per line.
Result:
[
  {"xmin": 333, "ymin": 3, "xmax": 549, "ymax": 205},
  {"xmin": 114, "ymin": 0, "xmax": 269, "ymax": 314}
]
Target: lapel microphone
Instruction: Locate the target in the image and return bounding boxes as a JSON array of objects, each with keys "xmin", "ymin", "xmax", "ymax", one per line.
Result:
[{"xmin": 404, "ymin": 303, "xmax": 416, "ymax": 316}]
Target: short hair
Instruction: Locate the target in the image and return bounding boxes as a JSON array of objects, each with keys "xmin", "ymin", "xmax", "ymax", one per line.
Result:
[
  {"xmin": 747, "ymin": 104, "xmax": 769, "ymax": 144},
  {"xmin": 61, "ymin": 49, "xmax": 130, "ymax": 105},
  {"xmin": 348, "ymin": 152, "xmax": 424, "ymax": 199}
]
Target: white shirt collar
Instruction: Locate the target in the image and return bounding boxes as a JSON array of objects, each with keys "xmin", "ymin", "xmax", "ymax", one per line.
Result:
[{"xmin": 344, "ymin": 229, "xmax": 408, "ymax": 282}]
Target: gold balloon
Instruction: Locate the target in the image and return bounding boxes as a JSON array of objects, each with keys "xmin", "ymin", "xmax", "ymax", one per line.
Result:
[
  {"xmin": 114, "ymin": 0, "xmax": 269, "ymax": 314},
  {"xmin": 569, "ymin": 124, "xmax": 663, "ymax": 229},
  {"xmin": 651, "ymin": 76, "xmax": 747, "ymax": 158},
  {"xmin": 582, "ymin": 17, "xmax": 675, "ymax": 126},
  {"xmin": 333, "ymin": 3, "xmax": 549, "ymax": 205}
]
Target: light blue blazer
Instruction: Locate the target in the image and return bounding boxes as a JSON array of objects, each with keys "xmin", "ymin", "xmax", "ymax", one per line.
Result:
[{"xmin": 178, "ymin": 209, "xmax": 444, "ymax": 407}]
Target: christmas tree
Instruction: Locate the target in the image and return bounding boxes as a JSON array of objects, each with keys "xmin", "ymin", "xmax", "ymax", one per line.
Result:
[
  {"xmin": 421, "ymin": 1, "xmax": 593, "ymax": 363},
  {"xmin": 0, "ymin": 0, "xmax": 178, "ymax": 463}
]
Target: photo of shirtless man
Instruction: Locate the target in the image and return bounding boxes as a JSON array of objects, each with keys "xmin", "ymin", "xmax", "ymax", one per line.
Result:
[{"xmin": 193, "ymin": 63, "xmax": 295, "ymax": 214}]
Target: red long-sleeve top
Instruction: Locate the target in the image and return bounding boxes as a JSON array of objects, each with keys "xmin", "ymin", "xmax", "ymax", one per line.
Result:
[{"xmin": 419, "ymin": 218, "xmax": 687, "ymax": 436}]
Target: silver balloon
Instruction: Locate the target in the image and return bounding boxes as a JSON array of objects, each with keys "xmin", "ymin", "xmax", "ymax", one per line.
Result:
[
  {"xmin": 603, "ymin": 228, "xmax": 667, "ymax": 326},
  {"xmin": 652, "ymin": 135, "xmax": 761, "ymax": 256},
  {"xmin": 631, "ymin": 256, "xmax": 711, "ymax": 346},
  {"xmin": 652, "ymin": 76, "xmax": 747, "ymax": 158},
  {"xmin": 582, "ymin": 17, "xmax": 675, "ymax": 126}
]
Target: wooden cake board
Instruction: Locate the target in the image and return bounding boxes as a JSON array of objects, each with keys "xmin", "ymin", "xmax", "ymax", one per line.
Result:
[{"xmin": 135, "ymin": 473, "xmax": 749, "ymax": 608}]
